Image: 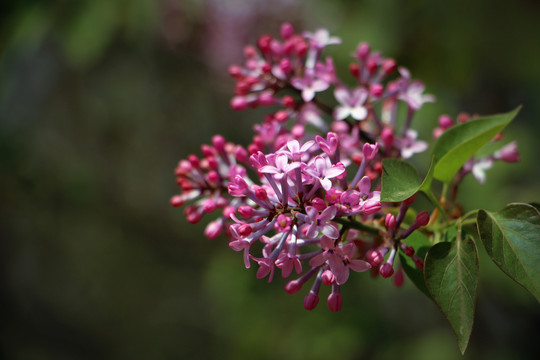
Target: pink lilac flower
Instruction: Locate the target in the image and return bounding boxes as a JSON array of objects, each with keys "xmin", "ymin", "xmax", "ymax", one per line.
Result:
[
  {"xmin": 333, "ymin": 87, "xmax": 369, "ymax": 121},
  {"xmin": 296, "ymin": 206, "xmax": 340, "ymax": 239},
  {"xmin": 303, "ymin": 156, "xmax": 346, "ymax": 191},
  {"xmin": 291, "ymin": 75, "xmax": 330, "ymax": 102},
  {"xmin": 396, "ymin": 129, "xmax": 428, "ymax": 159}
]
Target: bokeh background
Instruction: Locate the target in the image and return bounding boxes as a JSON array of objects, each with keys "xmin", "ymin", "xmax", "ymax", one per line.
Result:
[{"xmin": 1, "ymin": 0, "xmax": 539, "ymax": 359}]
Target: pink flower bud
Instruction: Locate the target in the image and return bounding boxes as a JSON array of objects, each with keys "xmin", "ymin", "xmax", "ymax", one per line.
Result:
[
  {"xmin": 457, "ymin": 112, "xmax": 470, "ymax": 123},
  {"xmin": 327, "ymin": 292, "xmax": 342, "ymax": 312},
  {"xmin": 202, "ymin": 199, "xmax": 217, "ymax": 213},
  {"xmin": 414, "ymin": 257, "xmax": 424, "ymax": 270},
  {"xmin": 416, "ymin": 211, "xmax": 430, "ymax": 226},
  {"xmin": 304, "ymin": 290, "xmax": 319, "ymax": 310},
  {"xmin": 231, "ymin": 96, "xmax": 248, "ymax": 110},
  {"xmin": 207, "ymin": 170, "xmax": 220, "ymax": 184},
  {"xmin": 204, "ymin": 220, "xmax": 222, "ymax": 239},
  {"xmin": 188, "ymin": 154, "xmax": 199, "ymax": 168},
  {"xmin": 405, "ymin": 246, "xmax": 415, "ymax": 257},
  {"xmin": 228, "ymin": 65, "xmax": 243, "ymax": 78},
  {"xmin": 379, "ymin": 263, "xmax": 394, "ymax": 278},
  {"xmin": 258, "ymin": 34, "xmax": 272, "ymax": 54},
  {"xmin": 284, "ymin": 279, "xmax": 302, "ymax": 294},
  {"xmin": 362, "ymin": 142, "xmax": 379, "ymax": 160},
  {"xmin": 349, "ymin": 63, "xmax": 360, "ymax": 78},
  {"xmin": 382, "ymin": 59, "xmax": 396, "ymax": 75},
  {"xmin": 381, "ymin": 128, "xmax": 394, "ymax": 147},
  {"xmin": 274, "ymin": 110, "xmax": 289, "ymax": 123},
  {"xmin": 170, "ymin": 195, "xmax": 184, "ymax": 207},
  {"xmin": 393, "ymin": 266, "xmax": 404, "ymax": 287},
  {"xmin": 321, "ymin": 270, "xmax": 336, "ymax": 286},
  {"xmin": 258, "ymin": 92, "xmax": 274, "ymax": 106},
  {"xmin": 385, "ymin": 214, "xmax": 396, "ymax": 230},
  {"xmin": 212, "ymin": 135, "xmax": 226, "ymax": 151},
  {"xmin": 433, "ymin": 127, "xmax": 444, "ymax": 139},
  {"xmin": 438, "ymin": 114, "xmax": 453, "ymax": 129},
  {"xmin": 235, "ymin": 145, "xmax": 248, "ymax": 162},
  {"xmin": 279, "ymin": 58, "xmax": 292, "ymax": 74},
  {"xmin": 291, "ymin": 124, "xmax": 304, "ymax": 138},
  {"xmin": 366, "ymin": 58, "xmax": 378, "ymax": 75},
  {"xmin": 243, "ymin": 45, "xmax": 257, "ymax": 58},
  {"xmin": 311, "ymin": 197, "xmax": 326, "ymax": 211},
  {"xmin": 280, "ymin": 22, "xmax": 295, "ymax": 39},
  {"xmin": 222, "ymin": 206, "xmax": 236, "ymax": 219},
  {"xmin": 238, "ymin": 224, "xmax": 252, "ymax": 237},
  {"xmin": 365, "ymin": 249, "xmax": 384, "ymax": 267},
  {"xmin": 282, "ymin": 95, "xmax": 295, "ymax": 108},
  {"xmin": 185, "ymin": 206, "xmax": 202, "ymax": 224},
  {"xmin": 370, "ymin": 83, "xmax": 384, "ymax": 98},
  {"xmin": 357, "ymin": 42, "xmax": 370, "ymax": 60},
  {"xmin": 255, "ymin": 187, "xmax": 268, "ymax": 200},
  {"xmin": 238, "ymin": 206, "xmax": 254, "ymax": 218},
  {"xmin": 404, "ymin": 193, "xmax": 417, "ymax": 206},
  {"xmin": 495, "ymin": 141, "xmax": 520, "ymax": 163}
]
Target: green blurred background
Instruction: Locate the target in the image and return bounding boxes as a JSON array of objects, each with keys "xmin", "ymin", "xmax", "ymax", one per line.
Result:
[{"xmin": 1, "ymin": 0, "xmax": 539, "ymax": 359}]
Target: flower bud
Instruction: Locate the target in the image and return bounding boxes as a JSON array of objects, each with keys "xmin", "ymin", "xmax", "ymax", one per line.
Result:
[
  {"xmin": 238, "ymin": 224, "xmax": 252, "ymax": 237},
  {"xmin": 231, "ymin": 96, "xmax": 248, "ymax": 110},
  {"xmin": 381, "ymin": 128, "xmax": 394, "ymax": 147},
  {"xmin": 304, "ymin": 290, "xmax": 319, "ymax": 310},
  {"xmin": 438, "ymin": 114, "xmax": 453, "ymax": 129},
  {"xmin": 349, "ymin": 63, "xmax": 360, "ymax": 78},
  {"xmin": 280, "ymin": 22, "xmax": 295, "ymax": 39},
  {"xmin": 170, "ymin": 195, "xmax": 184, "ymax": 207},
  {"xmin": 285, "ymin": 279, "xmax": 302, "ymax": 294},
  {"xmin": 327, "ymin": 292, "xmax": 342, "ymax": 312},
  {"xmin": 370, "ymin": 83, "xmax": 384, "ymax": 98},
  {"xmin": 381, "ymin": 59, "xmax": 396, "ymax": 75},
  {"xmin": 416, "ymin": 211, "xmax": 430, "ymax": 226},
  {"xmin": 385, "ymin": 213, "xmax": 396, "ymax": 230},
  {"xmin": 357, "ymin": 42, "xmax": 370, "ymax": 60},
  {"xmin": 321, "ymin": 270, "xmax": 336, "ymax": 286},
  {"xmin": 365, "ymin": 249, "xmax": 384, "ymax": 267},
  {"xmin": 379, "ymin": 263, "xmax": 394, "ymax": 278}
]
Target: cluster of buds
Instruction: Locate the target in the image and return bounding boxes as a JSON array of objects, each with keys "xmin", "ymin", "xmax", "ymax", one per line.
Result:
[{"xmin": 171, "ymin": 23, "xmax": 518, "ymax": 311}]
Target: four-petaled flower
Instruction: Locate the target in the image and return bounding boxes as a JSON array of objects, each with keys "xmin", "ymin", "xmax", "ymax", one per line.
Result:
[
  {"xmin": 303, "ymin": 156, "xmax": 346, "ymax": 191},
  {"xmin": 334, "ymin": 87, "xmax": 369, "ymax": 121},
  {"xmin": 297, "ymin": 205, "xmax": 340, "ymax": 239}
]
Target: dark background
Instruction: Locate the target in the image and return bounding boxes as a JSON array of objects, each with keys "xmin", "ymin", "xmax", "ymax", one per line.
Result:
[{"xmin": 1, "ymin": 1, "xmax": 539, "ymax": 359}]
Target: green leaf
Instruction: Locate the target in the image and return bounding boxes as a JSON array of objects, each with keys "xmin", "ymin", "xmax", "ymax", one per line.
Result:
[
  {"xmin": 424, "ymin": 231, "xmax": 479, "ymax": 354},
  {"xmin": 477, "ymin": 203, "xmax": 540, "ymax": 301},
  {"xmin": 432, "ymin": 107, "xmax": 521, "ymax": 183},
  {"xmin": 381, "ymin": 158, "xmax": 434, "ymax": 202},
  {"xmin": 399, "ymin": 231, "xmax": 432, "ymax": 299}
]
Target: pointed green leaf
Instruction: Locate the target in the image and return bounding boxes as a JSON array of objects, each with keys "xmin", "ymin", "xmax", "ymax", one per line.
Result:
[
  {"xmin": 424, "ymin": 231, "xmax": 479, "ymax": 354},
  {"xmin": 477, "ymin": 203, "xmax": 540, "ymax": 301},
  {"xmin": 432, "ymin": 107, "xmax": 521, "ymax": 183},
  {"xmin": 381, "ymin": 158, "xmax": 434, "ymax": 202},
  {"xmin": 399, "ymin": 231, "xmax": 433, "ymax": 299}
]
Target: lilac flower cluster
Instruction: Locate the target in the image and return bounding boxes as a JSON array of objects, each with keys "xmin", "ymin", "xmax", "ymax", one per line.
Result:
[{"xmin": 171, "ymin": 23, "xmax": 518, "ymax": 311}]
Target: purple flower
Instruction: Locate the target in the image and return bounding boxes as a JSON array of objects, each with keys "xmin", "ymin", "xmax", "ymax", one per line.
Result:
[
  {"xmin": 259, "ymin": 153, "xmax": 301, "ymax": 180},
  {"xmin": 315, "ymin": 132, "xmax": 339, "ymax": 155},
  {"xmin": 333, "ymin": 243, "xmax": 371, "ymax": 285},
  {"xmin": 275, "ymin": 253, "xmax": 302, "ymax": 278},
  {"xmin": 291, "ymin": 75, "xmax": 330, "ymax": 102},
  {"xmin": 280, "ymin": 139, "xmax": 315, "ymax": 161},
  {"xmin": 303, "ymin": 29, "xmax": 341, "ymax": 50},
  {"xmin": 303, "ymin": 156, "xmax": 346, "ymax": 191},
  {"xmin": 396, "ymin": 130, "xmax": 428, "ymax": 159},
  {"xmin": 334, "ymin": 87, "xmax": 369, "ymax": 121},
  {"xmin": 297, "ymin": 205, "xmax": 340, "ymax": 239},
  {"xmin": 494, "ymin": 141, "xmax": 520, "ymax": 163},
  {"xmin": 398, "ymin": 81, "xmax": 435, "ymax": 110}
]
